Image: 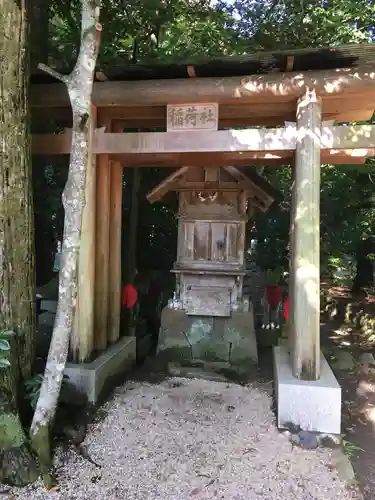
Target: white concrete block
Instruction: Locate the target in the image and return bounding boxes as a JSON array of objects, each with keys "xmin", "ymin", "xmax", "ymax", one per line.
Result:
[
  {"xmin": 274, "ymin": 346, "xmax": 341, "ymax": 434},
  {"xmin": 64, "ymin": 336, "xmax": 136, "ymax": 403}
]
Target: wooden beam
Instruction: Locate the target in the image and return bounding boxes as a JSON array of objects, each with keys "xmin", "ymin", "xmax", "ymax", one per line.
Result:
[
  {"xmin": 30, "ymin": 67, "xmax": 375, "ymax": 108},
  {"xmin": 31, "ymin": 149, "xmax": 370, "ymax": 169},
  {"xmin": 292, "ymin": 90, "xmax": 321, "ymax": 381},
  {"xmin": 127, "ymin": 168, "xmax": 141, "ymax": 282},
  {"xmin": 72, "ymin": 106, "xmax": 97, "ymax": 362},
  {"xmin": 224, "ymin": 166, "xmax": 274, "ymax": 211},
  {"xmin": 31, "ymin": 125, "xmax": 375, "ymax": 158},
  {"xmin": 107, "ymin": 109, "xmax": 373, "ymax": 129},
  {"xmin": 32, "ymin": 94, "xmax": 374, "ymax": 127},
  {"xmin": 146, "ymin": 166, "xmax": 190, "ymax": 202},
  {"xmin": 101, "ymin": 97, "xmax": 375, "ymax": 121},
  {"xmin": 107, "ymin": 160, "xmax": 123, "ymax": 344},
  {"xmin": 204, "ymin": 166, "xmax": 219, "ymax": 182},
  {"xmin": 170, "ymin": 181, "xmax": 244, "ymax": 192},
  {"xmin": 111, "ymin": 151, "xmax": 368, "ymax": 167},
  {"xmin": 114, "ymin": 116, "xmax": 291, "ymax": 129},
  {"xmin": 288, "ymin": 163, "xmax": 296, "ymax": 355},
  {"xmin": 187, "ymin": 65, "xmax": 196, "ymax": 78},
  {"xmin": 286, "ymin": 56, "xmax": 294, "ymax": 72}
]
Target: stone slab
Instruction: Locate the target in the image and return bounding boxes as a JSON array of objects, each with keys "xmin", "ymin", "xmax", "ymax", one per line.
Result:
[
  {"xmin": 225, "ymin": 311, "xmax": 258, "ymax": 364},
  {"xmin": 274, "ymin": 346, "xmax": 341, "ymax": 434},
  {"xmin": 157, "ymin": 307, "xmax": 258, "ymax": 365},
  {"xmin": 64, "ymin": 336, "xmax": 136, "ymax": 403}
]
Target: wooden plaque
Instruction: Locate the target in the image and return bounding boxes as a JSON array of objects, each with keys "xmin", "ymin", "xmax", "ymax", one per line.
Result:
[{"xmin": 167, "ymin": 103, "xmax": 218, "ymax": 132}]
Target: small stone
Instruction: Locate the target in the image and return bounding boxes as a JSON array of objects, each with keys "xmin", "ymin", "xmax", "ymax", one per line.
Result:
[
  {"xmin": 62, "ymin": 424, "xmax": 86, "ymax": 444},
  {"xmin": 227, "ymin": 405, "xmax": 235, "ymax": 412},
  {"xmin": 318, "ymin": 433, "xmax": 342, "ymax": 449},
  {"xmin": 283, "ymin": 421, "xmax": 301, "ymax": 434},
  {"xmin": 291, "ymin": 434, "xmax": 300, "ymax": 445},
  {"xmin": 331, "ymin": 351, "xmax": 355, "ymax": 371},
  {"xmin": 168, "ymin": 380, "xmax": 183, "ymax": 388},
  {"xmin": 279, "ymin": 430, "xmax": 291, "ymax": 439},
  {"xmin": 297, "ymin": 430, "xmax": 319, "ymax": 450}
]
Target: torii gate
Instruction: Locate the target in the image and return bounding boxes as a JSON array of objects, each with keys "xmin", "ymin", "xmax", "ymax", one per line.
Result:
[{"xmin": 31, "ymin": 52, "xmax": 375, "ymax": 427}]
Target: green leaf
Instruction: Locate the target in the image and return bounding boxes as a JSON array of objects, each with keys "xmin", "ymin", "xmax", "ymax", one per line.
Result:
[
  {"xmin": 0, "ymin": 339, "xmax": 10, "ymax": 351},
  {"xmin": 0, "ymin": 358, "xmax": 11, "ymax": 368},
  {"xmin": 0, "ymin": 330, "xmax": 15, "ymax": 339}
]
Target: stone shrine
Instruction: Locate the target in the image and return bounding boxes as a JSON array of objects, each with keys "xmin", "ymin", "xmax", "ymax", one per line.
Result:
[{"xmin": 146, "ymin": 165, "xmax": 277, "ymax": 365}]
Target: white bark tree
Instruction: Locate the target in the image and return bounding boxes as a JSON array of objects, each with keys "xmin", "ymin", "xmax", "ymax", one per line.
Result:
[{"xmin": 30, "ymin": 0, "xmax": 102, "ymax": 484}]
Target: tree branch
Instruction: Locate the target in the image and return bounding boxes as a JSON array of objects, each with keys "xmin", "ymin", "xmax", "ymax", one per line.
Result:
[{"xmin": 37, "ymin": 63, "xmax": 69, "ymax": 84}]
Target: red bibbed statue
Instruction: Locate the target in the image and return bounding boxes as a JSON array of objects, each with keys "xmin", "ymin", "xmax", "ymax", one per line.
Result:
[{"xmin": 261, "ymin": 284, "xmax": 287, "ymax": 330}]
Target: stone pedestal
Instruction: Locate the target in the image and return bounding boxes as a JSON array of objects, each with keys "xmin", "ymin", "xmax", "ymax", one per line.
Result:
[
  {"xmin": 64, "ymin": 336, "xmax": 136, "ymax": 403},
  {"xmin": 274, "ymin": 346, "xmax": 341, "ymax": 434},
  {"xmin": 157, "ymin": 305, "xmax": 258, "ymax": 365}
]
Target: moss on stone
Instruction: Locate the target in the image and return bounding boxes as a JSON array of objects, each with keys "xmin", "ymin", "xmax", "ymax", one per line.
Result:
[{"xmin": 0, "ymin": 412, "xmax": 26, "ymax": 448}]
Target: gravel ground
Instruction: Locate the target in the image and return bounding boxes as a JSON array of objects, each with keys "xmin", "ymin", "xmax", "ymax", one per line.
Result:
[{"xmin": 3, "ymin": 378, "xmax": 361, "ymax": 500}]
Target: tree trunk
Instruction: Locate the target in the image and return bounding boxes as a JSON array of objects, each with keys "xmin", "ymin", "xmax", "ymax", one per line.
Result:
[
  {"xmin": 30, "ymin": 1, "xmax": 101, "ymax": 483},
  {"xmin": 0, "ymin": 0, "xmax": 38, "ymax": 486}
]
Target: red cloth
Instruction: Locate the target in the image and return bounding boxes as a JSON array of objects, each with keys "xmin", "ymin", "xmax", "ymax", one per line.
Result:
[
  {"xmin": 121, "ymin": 284, "xmax": 138, "ymax": 309},
  {"xmin": 266, "ymin": 285, "xmax": 283, "ymax": 306},
  {"xmin": 284, "ymin": 297, "xmax": 289, "ymax": 321}
]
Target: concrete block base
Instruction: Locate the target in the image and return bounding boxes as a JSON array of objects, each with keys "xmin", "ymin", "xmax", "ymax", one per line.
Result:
[
  {"xmin": 274, "ymin": 346, "xmax": 341, "ymax": 434},
  {"xmin": 64, "ymin": 336, "xmax": 136, "ymax": 404},
  {"xmin": 157, "ymin": 307, "xmax": 258, "ymax": 365}
]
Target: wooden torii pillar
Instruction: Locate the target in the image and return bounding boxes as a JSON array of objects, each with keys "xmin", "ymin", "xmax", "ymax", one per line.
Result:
[
  {"xmin": 70, "ymin": 114, "xmax": 124, "ymax": 362},
  {"xmin": 71, "ymin": 107, "xmax": 97, "ymax": 362},
  {"xmin": 94, "ymin": 119, "xmax": 123, "ymax": 353},
  {"xmin": 290, "ymin": 90, "xmax": 321, "ymax": 380}
]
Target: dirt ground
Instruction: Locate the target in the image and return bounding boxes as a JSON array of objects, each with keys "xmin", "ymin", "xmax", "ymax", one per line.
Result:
[{"xmin": 321, "ymin": 285, "xmax": 375, "ymax": 500}]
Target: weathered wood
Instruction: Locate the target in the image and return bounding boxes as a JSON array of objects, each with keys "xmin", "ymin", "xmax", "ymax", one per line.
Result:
[
  {"xmin": 108, "ymin": 160, "xmax": 123, "ymax": 344},
  {"xmin": 288, "ymin": 163, "xmax": 296, "ymax": 356},
  {"xmin": 167, "ymin": 103, "xmax": 218, "ymax": 132},
  {"xmin": 171, "ymin": 182, "xmax": 244, "ymax": 192},
  {"xmin": 184, "ymin": 286, "xmax": 231, "ymax": 317},
  {"xmin": 94, "ymin": 152, "xmax": 111, "ymax": 352},
  {"xmin": 111, "ymin": 151, "xmax": 367, "ymax": 167},
  {"xmin": 291, "ymin": 90, "xmax": 321, "ymax": 381},
  {"xmin": 31, "ymin": 124, "xmax": 375, "ymax": 158},
  {"xmin": 31, "ymin": 97, "xmax": 375, "ymax": 129},
  {"xmin": 224, "ymin": 166, "xmax": 274, "ymax": 211},
  {"xmin": 72, "ymin": 106, "xmax": 97, "ymax": 362},
  {"xmin": 111, "ymin": 110, "xmax": 373, "ymax": 129},
  {"xmin": 204, "ymin": 166, "xmax": 219, "ymax": 183},
  {"xmin": 146, "ymin": 166, "xmax": 190, "ymax": 202},
  {"xmin": 174, "ymin": 184, "xmax": 249, "ymax": 317},
  {"xmin": 127, "ymin": 168, "xmax": 141, "ymax": 282},
  {"xmin": 147, "ymin": 166, "xmax": 275, "ymax": 210},
  {"xmin": 30, "ymin": 67, "xmax": 375, "ymax": 108},
  {"xmin": 102, "ymin": 97, "xmax": 375, "ymax": 122}
]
